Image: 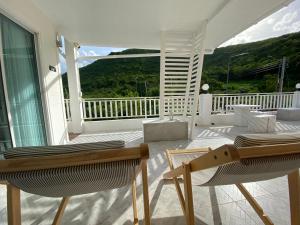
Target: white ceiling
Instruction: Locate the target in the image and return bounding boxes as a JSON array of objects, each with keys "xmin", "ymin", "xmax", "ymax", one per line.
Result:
[{"xmin": 31, "ymin": 0, "xmax": 293, "ymax": 50}]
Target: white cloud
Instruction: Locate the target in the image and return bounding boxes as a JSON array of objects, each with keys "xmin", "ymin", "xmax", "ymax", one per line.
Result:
[
  {"xmin": 266, "ymin": 18, "xmax": 275, "ymax": 25},
  {"xmin": 88, "ymin": 50, "xmax": 97, "ymax": 56},
  {"xmin": 222, "ymin": 32, "xmax": 252, "ymax": 46},
  {"xmin": 77, "ymin": 59, "xmax": 95, "ymax": 68},
  {"xmin": 290, "ymin": 20, "xmax": 300, "ymax": 32},
  {"xmin": 273, "ymin": 11, "xmax": 298, "ymax": 31},
  {"xmin": 221, "ymin": 0, "xmax": 300, "ymax": 47}
]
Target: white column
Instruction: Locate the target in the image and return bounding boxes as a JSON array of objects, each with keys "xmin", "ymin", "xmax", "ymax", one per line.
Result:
[
  {"xmin": 198, "ymin": 94, "xmax": 212, "ymax": 125},
  {"xmin": 293, "ymin": 91, "xmax": 300, "ymax": 108},
  {"xmin": 65, "ymin": 39, "xmax": 84, "ymax": 133}
]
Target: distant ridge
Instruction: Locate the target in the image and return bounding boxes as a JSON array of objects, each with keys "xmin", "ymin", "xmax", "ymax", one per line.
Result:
[{"xmin": 63, "ymin": 31, "xmax": 300, "ymax": 97}]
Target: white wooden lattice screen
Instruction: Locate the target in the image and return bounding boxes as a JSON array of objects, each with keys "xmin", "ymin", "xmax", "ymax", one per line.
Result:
[
  {"xmin": 160, "ymin": 32, "xmax": 194, "ymax": 117},
  {"xmin": 160, "ymin": 24, "xmax": 207, "ymax": 138}
]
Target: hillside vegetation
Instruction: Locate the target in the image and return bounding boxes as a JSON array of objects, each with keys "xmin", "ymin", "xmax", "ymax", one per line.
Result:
[{"xmin": 63, "ymin": 32, "xmax": 300, "ymax": 98}]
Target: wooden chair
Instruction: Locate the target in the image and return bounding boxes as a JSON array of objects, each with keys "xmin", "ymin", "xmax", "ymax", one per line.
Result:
[
  {"xmin": 163, "ymin": 142, "xmax": 300, "ymax": 225},
  {"xmin": 0, "ymin": 141, "xmax": 151, "ymax": 225}
]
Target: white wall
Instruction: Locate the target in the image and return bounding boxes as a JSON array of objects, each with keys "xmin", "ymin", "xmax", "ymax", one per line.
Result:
[
  {"xmin": 211, "ymin": 113, "xmax": 235, "ymax": 125},
  {"xmin": 293, "ymin": 91, "xmax": 300, "ymax": 108},
  {"xmin": 0, "ymin": 0, "xmax": 68, "ymax": 145}
]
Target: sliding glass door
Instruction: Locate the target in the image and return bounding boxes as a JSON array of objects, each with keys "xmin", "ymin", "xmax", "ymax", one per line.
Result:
[
  {"xmin": 0, "ymin": 14, "xmax": 47, "ymax": 148},
  {"xmin": 0, "ymin": 63, "xmax": 12, "ymax": 152}
]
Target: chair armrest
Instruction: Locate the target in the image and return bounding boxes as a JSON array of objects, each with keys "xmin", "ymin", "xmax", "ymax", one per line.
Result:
[
  {"xmin": 163, "ymin": 145, "xmax": 239, "ymax": 179},
  {"xmin": 166, "ymin": 147, "xmax": 211, "ymax": 155}
]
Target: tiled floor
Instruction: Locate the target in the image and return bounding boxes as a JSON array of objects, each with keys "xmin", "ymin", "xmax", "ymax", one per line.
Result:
[{"xmin": 1, "ymin": 120, "xmax": 300, "ymax": 225}]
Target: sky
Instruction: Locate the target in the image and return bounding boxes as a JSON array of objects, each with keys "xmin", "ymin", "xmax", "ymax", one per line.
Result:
[
  {"xmin": 221, "ymin": 0, "xmax": 300, "ymax": 46},
  {"xmin": 61, "ymin": 0, "xmax": 300, "ymax": 71}
]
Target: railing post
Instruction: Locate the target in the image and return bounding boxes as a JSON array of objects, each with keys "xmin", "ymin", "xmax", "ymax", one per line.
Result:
[
  {"xmin": 144, "ymin": 98, "xmax": 147, "ymax": 119},
  {"xmin": 198, "ymin": 93, "xmax": 212, "ymax": 125},
  {"xmin": 293, "ymin": 91, "xmax": 300, "ymax": 108}
]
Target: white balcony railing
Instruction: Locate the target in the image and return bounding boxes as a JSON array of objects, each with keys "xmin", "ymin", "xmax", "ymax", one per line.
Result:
[
  {"xmin": 82, "ymin": 97, "xmax": 160, "ymax": 120},
  {"xmin": 64, "ymin": 92, "xmax": 295, "ymax": 121},
  {"xmin": 212, "ymin": 92, "xmax": 294, "ymax": 113}
]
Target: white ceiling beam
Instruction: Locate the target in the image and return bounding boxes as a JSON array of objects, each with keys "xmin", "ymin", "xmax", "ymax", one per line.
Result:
[
  {"xmin": 76, "ymin": 53, "xmax": 160, "ymax": 61},
  {"xmin": 207, "ymin": 0, "xmax": 232, "ymax": 23},
  {"xmin": 77, "ymin": 49, "xmax": 214, "ymax": 61}
]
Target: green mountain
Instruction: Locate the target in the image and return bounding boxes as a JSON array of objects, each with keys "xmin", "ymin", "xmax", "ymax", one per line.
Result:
[{"xmin": 63, "ymin": 32, "xmax": 300, "ymax": 98}]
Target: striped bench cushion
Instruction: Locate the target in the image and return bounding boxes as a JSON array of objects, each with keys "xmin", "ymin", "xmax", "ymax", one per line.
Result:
[
  {"xmin": 173, "ymin": 133, "xmax": 300, "ymax": 186},
  {"xmin": 4, "ymin": 159, "xmax": 140, "ymax": 197},
  {"xmin": 0, "ymin": 140, "xmax": 143, "ymax": 197},
  {"xmin": 199, "ymin": 132, "xmax": 300, "ymax": 186},
  {"xmin": 203, "ymin": 153, "xmax": 300, "ymax": 186},
  {"xmin": 234, "ymin": 132, "xmax": 300, "ymax": 148},
  {"xmin": 3, "ymin": 140, "xmax": 125, "ymax": 159}
]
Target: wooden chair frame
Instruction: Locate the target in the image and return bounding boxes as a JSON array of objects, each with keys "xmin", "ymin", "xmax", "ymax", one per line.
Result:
[
  {"xmin": 163, "ymin": 143, "xmax": 300, "ymax": 225},
  {"xmin": 0, "ymin": 144, "xmax": 151, "ymax": 225}
]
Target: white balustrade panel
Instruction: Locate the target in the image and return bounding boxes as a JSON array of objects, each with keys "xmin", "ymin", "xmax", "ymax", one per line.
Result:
[
  {"xmin": 212, "ymin": 92, "xmax": 294, "ymax": 114},
  {"xmin": 81, "ymin": 97, "xmax": 161, "ymax": 120},
  {"xmin": 64, "ymin": 92, "xmax": 294, "ymax": 120}
]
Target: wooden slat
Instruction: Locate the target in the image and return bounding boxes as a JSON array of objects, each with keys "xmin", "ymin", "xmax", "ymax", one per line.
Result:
[
  {"xmin": 165, "ymin": 76, "xmax": 187, "ymax": 79},
  {"xmin": 237, "ymin": 142, "xmax": 300, "ymax": 159},
  {"xmin": 165, "ymin": 71, "xmax": 188, "ymax": 75},
  {"xmin": 165, "ymin": 62, "xmax": 189, "ymax": 66},
  {"xmin": 165, "ymin": 68, "xmax": 189, "ymax": 71},
  {"xmin": 165, "ymin": 58, "xmax": 190, "ymax": 63},
  {"xmin": 164, "ymin": 93, "xmax": 186, "ymax": 96},
  {"xmin": 167, "ymin": 147, "xmax": 211, "ymax": 155},
  {"xmin": 165, "ymin": 80, "xmax": 188, "ymax": 83}
]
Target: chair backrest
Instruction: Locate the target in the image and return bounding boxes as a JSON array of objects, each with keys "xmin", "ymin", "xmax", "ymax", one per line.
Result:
[
  {"xmin": 3, "ymin": 140, "xmax": 125, "ymax": 158},
  {"xmin": 0, "ymin": 141, "xmax": 149, "ymax": 197},
  {"xmin": 234, "ymin": 133, "xmax": 300, "ymax": 147},
  {"xmin": 200, "ymin": 134, "xmax": 300, "ymax": 186}
]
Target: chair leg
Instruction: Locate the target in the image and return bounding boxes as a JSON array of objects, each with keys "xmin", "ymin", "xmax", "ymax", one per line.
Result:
[
  {"xmin": 165, "ymin": 151, "xmax": 186, "ymax": 215},
  {"xmin": 183, "ymin": 164, "xmax": 195, "ymax": 225},
  {"xmin": 132, "ymin": 178, "xmax": 139, "ymax": 225},
  {"xmin": 288, "ymin": 170, "xmax": 300, "ymax": 225},
  {"xmin": 141, "ymin": 159, "xmax": 151, "ymax": 225},
  {"xmin": 173, "ymin": 177, "xmax": 186, "ymax": 216},
  {"xmin": 236, "ymin": 184, "xmax": 273, "ymax": 225},
  {"xmin": 7, "ymin": 184, "xmax": 21, "ymax": 225},
  {"xmin": 52, "ymin": 197, "xmax": 70, "ymax": 225}
]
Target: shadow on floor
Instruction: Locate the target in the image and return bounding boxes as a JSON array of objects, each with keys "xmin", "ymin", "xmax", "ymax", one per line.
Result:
[{"xmin": 123, "ymin": 216, "xmax": 208, "ymax": 225}]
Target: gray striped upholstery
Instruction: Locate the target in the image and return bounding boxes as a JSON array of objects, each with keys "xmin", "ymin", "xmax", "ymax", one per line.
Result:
[
  {"xmin": 4, "ymin": 140, "xmax": 125, "ymax": 159},
  {"xmin": 171, "ymin": 133, "xmax": 300, "ymax": 186},
  {"xmin": 3, "ymin": 160, "xmax": 140, "ymax": 197},
  {"xmin": 0, "ymin": 141, "xmax": 143, "ymax": 197},
  {"xmin": 202, "ymin": 153, "xmax": 300, "ymax": 186},
  {"xmin": 234, "ymin": 132, "xmax": 300, "ymax": 147}
]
